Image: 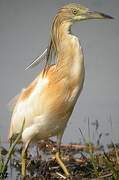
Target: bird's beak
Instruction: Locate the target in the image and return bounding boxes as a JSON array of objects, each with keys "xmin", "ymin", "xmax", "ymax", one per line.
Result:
[
  {"xmin": 80, "ymin": 11, "xmax": 114, "ymax": 20},
  {"xmin": 87, "ymin": 11, "xmax": 114, "ymax": 19}
]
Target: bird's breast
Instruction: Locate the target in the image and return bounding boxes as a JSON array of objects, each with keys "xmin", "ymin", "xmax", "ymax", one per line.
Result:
[{"xmin": 67, "ymin": 36, "xmax": 85, "ymax": 102}]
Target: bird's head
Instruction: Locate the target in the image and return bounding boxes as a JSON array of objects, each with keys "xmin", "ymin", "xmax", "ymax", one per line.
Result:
[
  {"xmin": 57, "ymin": 3, "xmax": 113, "ymax": 22},
  {"xmin": 25, "ymin": 3, "xmax": 113, "ymax": 71}
]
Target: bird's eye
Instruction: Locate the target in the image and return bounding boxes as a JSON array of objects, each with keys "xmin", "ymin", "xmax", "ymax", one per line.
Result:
[{"xmin": 72, "ymin": 9, "xmax": 78, "ymax": 15}]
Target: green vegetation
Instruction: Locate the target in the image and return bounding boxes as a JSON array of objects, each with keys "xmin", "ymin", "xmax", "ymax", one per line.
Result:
[
  {"xmin": 0, "ymin": 140, "xmax": 119, "ymax": 179},
  {"xmin": 0, "ymin": 120, "xmax": 119, "ymax": 179},
  {"xmin": 0, "ymin": 121, "xmax": 24, "ymax": 179}
]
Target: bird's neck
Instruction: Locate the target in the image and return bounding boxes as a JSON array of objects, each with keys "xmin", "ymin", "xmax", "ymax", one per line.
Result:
[{"xmin": 52, "ymin": 18, "xmax": 84, "ymax": 79}]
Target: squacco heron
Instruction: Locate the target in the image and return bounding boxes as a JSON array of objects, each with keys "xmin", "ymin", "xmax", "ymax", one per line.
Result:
[{"xmin": 9, "ymin": 3, "xmax": 113, "ymax": 177}]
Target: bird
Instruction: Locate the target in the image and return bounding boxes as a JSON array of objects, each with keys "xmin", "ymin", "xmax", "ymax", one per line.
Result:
[{"xmin": 8, "ymin": 3, "xmax": 113, "ymax": 177}]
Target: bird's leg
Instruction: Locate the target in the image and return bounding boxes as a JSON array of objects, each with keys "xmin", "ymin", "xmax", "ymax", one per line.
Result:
[
  {"xmin": 21, "ymin": 148, "xmax": 27, "ymax": 177},
  {"xmin": 21, "ymin": 141, "xmax": 30, "ymax": 177},
  {"xmin": 54, "ymin": 133, "xmax": 70, "ymax": 176}
]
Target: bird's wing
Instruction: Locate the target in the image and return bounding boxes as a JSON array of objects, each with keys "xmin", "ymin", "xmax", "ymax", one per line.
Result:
[
  {"xmin": 9, "ymin": 64, "xmax": 69, "ymax": 139},
  {"xmin": 8, "ymin": 94, "xmax": 20, "ymax": 112},
  {"xmin": 8, "ymin": 88, "xmax": 27, "ymax": 113},
  {"xmin": 8, "ymin": 73, "xmax": 49, "ymax": 138}
]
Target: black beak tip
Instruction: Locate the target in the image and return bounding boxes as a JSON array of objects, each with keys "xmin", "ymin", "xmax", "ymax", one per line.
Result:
[{"xmin": 100, "ymin": 13, "xmax": 114, "ymax": 19}]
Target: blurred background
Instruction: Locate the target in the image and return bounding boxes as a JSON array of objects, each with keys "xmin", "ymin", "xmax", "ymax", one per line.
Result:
[{"xmin": 0, "ymin": 0, "xmax": 119, "ymax": 146}]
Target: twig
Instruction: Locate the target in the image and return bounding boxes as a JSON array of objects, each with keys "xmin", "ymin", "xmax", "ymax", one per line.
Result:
[
  {"xmin": 61, "ymin": 143, "xmax": 94, "ymax": 150},
  {"xmin": 98, "ymin": 172, "xmax": 112, "ymax": 178},
  {"xmin": 91, "ymin": 172, "xmax": 112, "ymax": 179},
  {"xmin": 38, "ymin": 141, "xmax": 98, "ymax": 151},
  {"xmin": 56, "ymin": 172, "xmax": 66, "ymax": 179}
]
